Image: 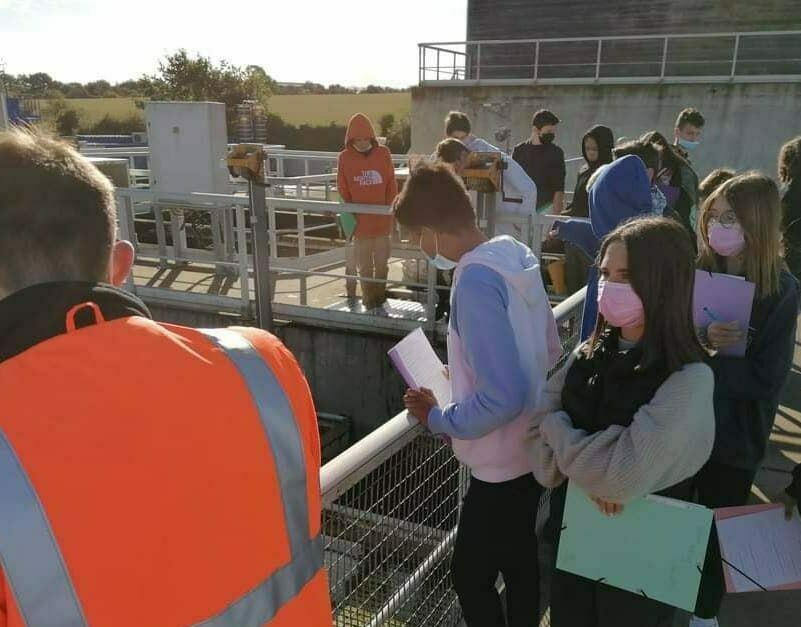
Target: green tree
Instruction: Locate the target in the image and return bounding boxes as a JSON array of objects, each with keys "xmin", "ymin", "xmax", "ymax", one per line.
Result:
[
  {"xmin": 144, "ymin": 50, "xmax": 274, "ymax": 128},
  {"xmin": 85, "ymin": 80, "xmax": 114, "ymax": 97},
  {"xmin": 56, "ymin": 109, "xmax": 81, "ymax": 136},
  {"xmin": 378, "ymin": 113, "xmax": 396, "ymax": 137}
]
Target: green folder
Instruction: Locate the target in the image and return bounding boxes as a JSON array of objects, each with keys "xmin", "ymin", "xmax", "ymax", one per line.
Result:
[
  {"xmin": 338, "ymin": 212, "xmax": 358, "ymax": 239},
  {"xmin": 557, "ymin": 483, "xmax": 713, "ymax": 612}
]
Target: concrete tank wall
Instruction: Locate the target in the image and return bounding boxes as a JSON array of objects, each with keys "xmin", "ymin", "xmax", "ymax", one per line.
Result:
[
  {"xmin": 411, "ymin": 82, "xmax": 801, "ymax": 181},
  {"xmin": 146, "ymin": 304, "xmax": 444, "ymax": 440}
]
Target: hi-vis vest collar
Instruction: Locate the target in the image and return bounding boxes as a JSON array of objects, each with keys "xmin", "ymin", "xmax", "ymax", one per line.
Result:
[{"xmin": 0, "ymin": 328, "xmax": 323, "ymax": 627}]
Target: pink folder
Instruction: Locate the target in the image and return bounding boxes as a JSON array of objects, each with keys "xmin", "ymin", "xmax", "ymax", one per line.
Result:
[{"xmin": 715, "ymin": 504, "xmax": 801, "ymax": 593}]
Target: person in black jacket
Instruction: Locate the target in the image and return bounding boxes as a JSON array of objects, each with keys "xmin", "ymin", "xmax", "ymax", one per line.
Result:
[
  {"xmin": 562, "ymin": 125, "xmax": 615, "ymax": 294},
  {"xmin": 691, "ymin": 173, "xmax": 801, "ymax": 625},
  {"xmin": 778, "ymin": 137, "xmax": 801, "ymax": 281}
]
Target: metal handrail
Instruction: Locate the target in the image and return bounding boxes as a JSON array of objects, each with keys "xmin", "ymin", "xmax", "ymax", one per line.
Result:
[
  {"xmin": 319, "ymin": 286, "xmax": 588, "ymax": 507},
  {"xmin": 419, "ymin": 29, "xmax": 801, "ymax": 85},
  {"xmin": 419, "ymin": 29, "xmax": 801, "ymax": 47}
]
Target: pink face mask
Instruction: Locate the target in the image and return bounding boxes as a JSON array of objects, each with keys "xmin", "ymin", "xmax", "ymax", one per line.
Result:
[
  {"xmin": 597, "ymin": 280, "xmax": 645, "ymax": 328},
  {"xmin": 708, "ymin": 222, "xmax": 746, "ymax": 257}
]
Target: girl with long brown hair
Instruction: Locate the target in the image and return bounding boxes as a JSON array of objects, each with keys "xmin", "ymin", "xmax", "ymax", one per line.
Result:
[{"xmin": 529, "ymin": 216, "xmax": 715, "ymax": 627}]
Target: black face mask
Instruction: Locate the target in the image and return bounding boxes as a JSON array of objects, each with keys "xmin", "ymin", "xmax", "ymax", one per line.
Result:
[{"xmin": 540, "ymin": 132, "xmax": 555, "ymax": 145}]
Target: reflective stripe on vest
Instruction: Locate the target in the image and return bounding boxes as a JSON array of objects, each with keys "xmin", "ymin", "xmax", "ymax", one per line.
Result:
[
  {"xmin": 0, "ymin": 328, "xmax": 322, "ymax": 627},
  {"xmin": 0, "ymin": 433, "xmax": 86, "ymax": 627},
  {"xmin": 195, "ymin": 329, "xmax": 323, "ymax": 626}
]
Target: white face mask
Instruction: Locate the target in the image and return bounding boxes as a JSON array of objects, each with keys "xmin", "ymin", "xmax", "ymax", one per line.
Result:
[{"xmin": 421, "ymin": 230, "xmax": 458, "ymax": 271}]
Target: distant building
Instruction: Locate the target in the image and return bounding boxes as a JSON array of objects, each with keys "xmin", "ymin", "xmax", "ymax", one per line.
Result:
[{"xmin": 466, "ymin": 0, "xmax": 801, "ymax": 79}]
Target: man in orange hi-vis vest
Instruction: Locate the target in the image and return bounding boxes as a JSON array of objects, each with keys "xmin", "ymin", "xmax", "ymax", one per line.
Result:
[{"xmin": 0, "ymin": 128, "xmax": 332, "ymax": 627}]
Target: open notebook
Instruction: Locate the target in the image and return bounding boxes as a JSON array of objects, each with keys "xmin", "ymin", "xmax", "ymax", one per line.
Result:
[{"xmin": 388, "ymin": 328, "xmax": 451, "ymax": 407}]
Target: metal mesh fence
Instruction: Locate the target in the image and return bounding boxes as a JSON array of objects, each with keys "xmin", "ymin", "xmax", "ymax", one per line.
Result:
[{"xmin": 322, "ymin": 291, "xmax": 586, "ymax": 626}]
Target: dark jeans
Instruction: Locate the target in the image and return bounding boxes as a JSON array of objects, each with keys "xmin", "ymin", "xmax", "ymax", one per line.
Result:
[
  {"xmin": 452, "ymin": 474, "xmax": 542, "ymax": 627},
  {"xmin": 691, "ymin": 460, "xmax": 759, "ymax": 618},
  {"xmin": 565, "ymin": 243, "xmax": 592, "ymax": 296},
  {"xmin": 693, "ymin": 460, "xmax": 758, "ymax": 509},
  {"xmin": 550, "ymin": 569, "xmax": 675, "ymax": 627}
]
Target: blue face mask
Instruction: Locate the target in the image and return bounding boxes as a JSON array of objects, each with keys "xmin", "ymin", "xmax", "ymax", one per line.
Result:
[
  {"xmin": 422, "ymin": 230, "xmax": 458, "ymax": 271},
  {"xmin": 678, "ymin": 137, "xmax": 701, "ymax": 150}
]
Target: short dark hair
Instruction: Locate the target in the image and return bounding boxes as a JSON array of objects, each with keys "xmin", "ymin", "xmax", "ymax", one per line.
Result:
[
  {"xmin": 778, "ymin": 136, "xmax": 801, "ymax": 184},
  {"xmin": 444, "ymin": 111, "xmax": 471, "ymax": 136},
  {"xmin": 699, "ymin": 168, "xmax": 736, "ymax": 200},
  {"xmin": 589, "ymin": 216, "xmax": 706, "ymax": 372},
  {"xmin": 393, "ymin": 161, "xmax": 475, "ymax": 233},
  {"xmin": 532, "ymin": 109, "xmax": 560, "ymax": 129},
  {"xmin": 436, "ymin": 138, "xmax": 469, "ymax": 164},
  {"xmin": 0, "ymin": 128, "xmax": 116, "ymax": 293},
  {"xmin": 613, "ymin": 140, "xmax": 662, "ymax": 172},
  {"xmin": 675, "ymin": 108, "xmax": 705, "ymax": 130}
]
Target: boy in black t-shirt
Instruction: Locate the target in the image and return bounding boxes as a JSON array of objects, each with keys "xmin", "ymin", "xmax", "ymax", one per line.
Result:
[{"xmin": 513, "ymin": 109, "xmax": 566, "ymax": 214}]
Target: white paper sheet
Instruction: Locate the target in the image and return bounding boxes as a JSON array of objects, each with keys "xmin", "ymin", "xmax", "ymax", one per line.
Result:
[
  {"xmin": 388, "ymin": 328, "xmax": 451, "ymax": 407},
  {"xmin": 717, "ymin": 506, "xmax": 801, "ymax": 592}
]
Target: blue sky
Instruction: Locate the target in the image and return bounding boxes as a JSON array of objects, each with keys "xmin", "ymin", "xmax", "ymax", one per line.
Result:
[{"xmin": 0, "ymin": 0, "xmax": 467, "ymax": 86}]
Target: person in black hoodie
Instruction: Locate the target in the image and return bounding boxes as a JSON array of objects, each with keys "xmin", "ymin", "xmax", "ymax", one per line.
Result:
[
  {"xmin": 565, "ymin": 125, "xmax": 615, "ymax": 219},
  {"xmin": 778, "ymin": 136, "xmax": 801, "ymax": 281},
  {"xmin": 561, "ymin": 125, "xmax": 614, "ymax": 294},
  {"xmin": 690, "ymin": 173, "xmax": 801, "ymax": 625}
]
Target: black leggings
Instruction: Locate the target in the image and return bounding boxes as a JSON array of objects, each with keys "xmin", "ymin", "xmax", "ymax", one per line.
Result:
[
  {"xmin": 452, "ymin": 474, "xmax": 542, "ymax": 627},
  {"xmin": 691, "ymin": 460, "xmax": 759, "ymax": 618}
]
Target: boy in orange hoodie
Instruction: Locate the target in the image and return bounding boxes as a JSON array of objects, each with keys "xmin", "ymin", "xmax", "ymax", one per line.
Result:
[{"xmin": 337, "ymin": 113, "xmax": 398, "ymax": 311}]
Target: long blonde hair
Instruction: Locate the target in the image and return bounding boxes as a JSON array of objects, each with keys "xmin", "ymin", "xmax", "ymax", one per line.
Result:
[{"xmin": 698, "ymin": 172, "xmax": 783, "ymax": 300}]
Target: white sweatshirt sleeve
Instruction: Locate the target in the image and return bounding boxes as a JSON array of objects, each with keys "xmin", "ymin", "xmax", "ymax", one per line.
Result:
[{"xmin": 540, "ymin": 362, "xmax": 715, "ymax": 503}]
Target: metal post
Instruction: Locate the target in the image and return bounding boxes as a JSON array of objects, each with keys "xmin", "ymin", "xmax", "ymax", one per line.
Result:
[
  {"xmin": 437, "ymin": 49, "xmax": 441, "ymax": 80},
  {"xmin": 117, "ymin": 196, "xmax": 138, "ymax": 294},
  {"xmin": 249, "ymin": 181, "xmax": 274, "ymax": 331},
  {"xmin": 534, "ymin": 41, "xmax": 540, "ymax": 80},
  {"xmin": 660, "ymin": 37, "xmax": 669, "ymax": 79},
  {"xmin": 298, "ymin": 208, "xmax": 307, "ymax": 306},
  {"xmin": 345, "ymin": 239, "xmax": 358, "ymax": 302},
  {"xmin": 235, "ymin": 205, "xmax": 252, "ymax": 318},
  {"xmin": 267, "ymin": 197, "xmax": 278, "ymax": 259},
  {"xmin": 476, "ymin": 43, "xmax": 482, "ymax": 80},
  {"xmin": 485, "ymin": 192, "xmax": 497, "ymax": 239},
  {"xmin": 731, "ymin": 34, "xmax": 741, "ymax": 78},
  {"xmin": 153, "ymin": 202, "xmax": 168, "ymax": 266},
  {"xmin": 595, "ymin": 39, "xmax": 603, "ymax": 80},
  {"xmin": 418, "ymin": 45, "xmax": 422, "ymax": 83}
]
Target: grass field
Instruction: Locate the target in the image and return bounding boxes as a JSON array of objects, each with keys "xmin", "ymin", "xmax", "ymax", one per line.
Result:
[{"xmin": 66, "ymin": 92, "xmax": 411, "ymax": 127}]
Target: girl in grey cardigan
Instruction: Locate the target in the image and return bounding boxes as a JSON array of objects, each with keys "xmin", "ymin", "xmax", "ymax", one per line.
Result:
[{"xmin": 529, "ymin": 216, "xmax": 715, "ymax": 627}]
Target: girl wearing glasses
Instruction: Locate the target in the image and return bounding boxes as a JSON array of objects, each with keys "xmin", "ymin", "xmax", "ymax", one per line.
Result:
[
  {"xmin": 689, "ymin": 173, "xmax": 801, "ymax": 627},
  {"xmin": 693, "ymin": 172, "xmax": 799, "ymax": 511}
]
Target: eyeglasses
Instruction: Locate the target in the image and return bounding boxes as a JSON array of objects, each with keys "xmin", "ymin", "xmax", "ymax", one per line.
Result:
[{"xmin": 708, "ymin": 210, "xmax": 739, "ymax": 229}]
